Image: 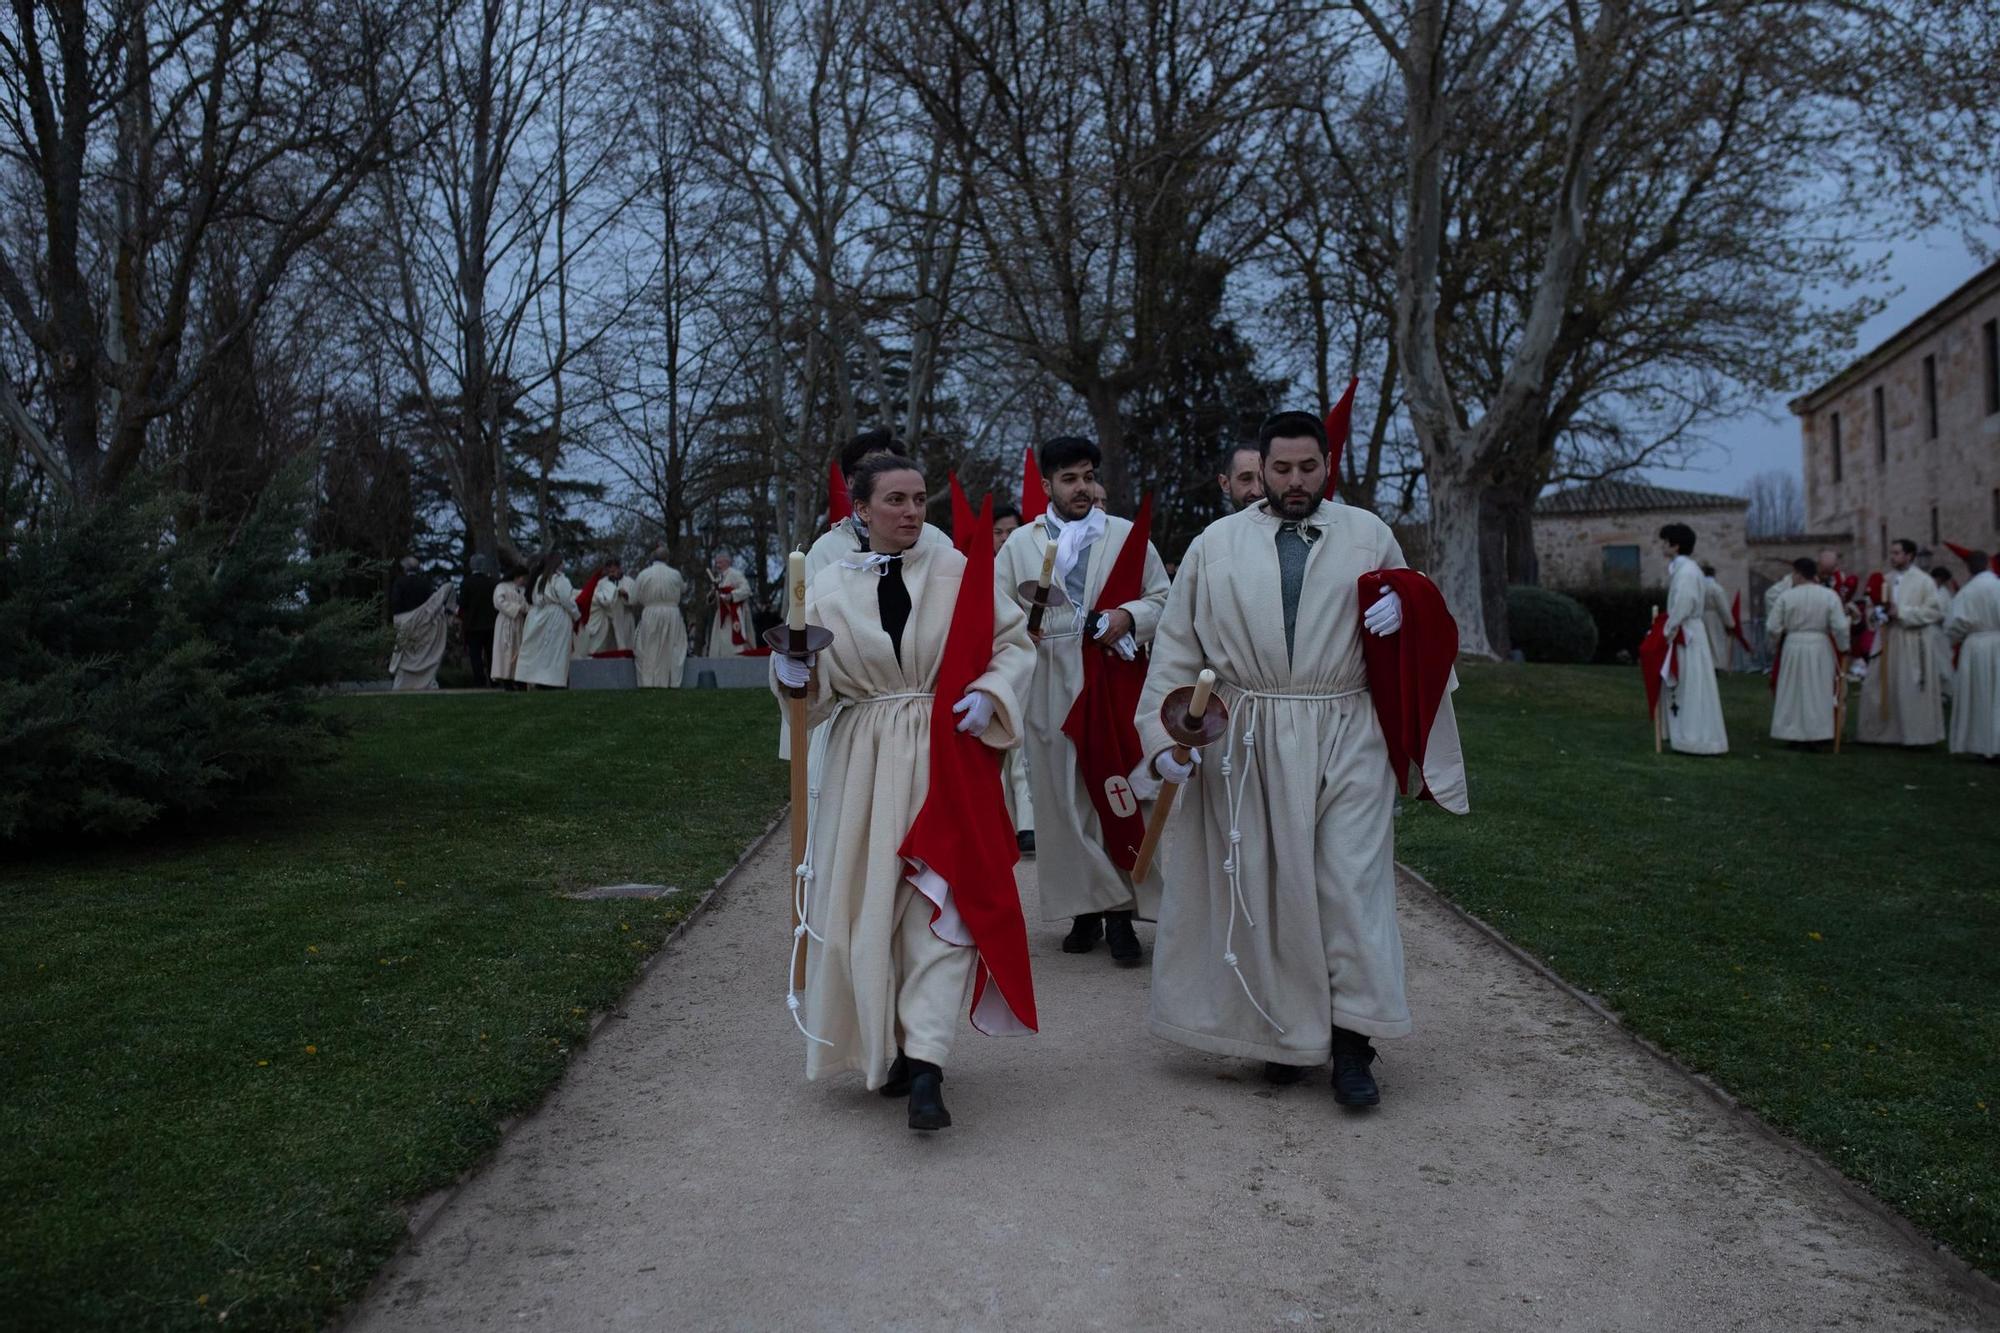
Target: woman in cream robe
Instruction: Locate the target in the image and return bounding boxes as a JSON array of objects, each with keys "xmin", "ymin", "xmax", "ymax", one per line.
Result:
[
  {"xmin": 1766, "ymin": 573, "xmax": 1849, "ymax": 743},
  {"xmin": 490, "ymin": 574, "xmax": 529, "ymax": 685},
  {"xmin": 777, "ymin": 458, "xmax": 1033, "ymax": 1126},
  {"xmin": 516, "ymin": 558, "xmax": 580, "ymax": 688},
  {"xmin": 631, "ymin": 556, "xmax": 688, "ymax": 688},
  {"xmin": 1946, "ymin": 567, "xmax": 2000, "ymax": 758}
]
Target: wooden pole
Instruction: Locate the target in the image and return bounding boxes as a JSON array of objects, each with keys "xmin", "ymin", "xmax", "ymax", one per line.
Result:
[
  {"xmin": 1834, "ymin": 656, "xmax": 1848, "ymax": 755},
  {"xmin": 1131, "ymin": 671, "xmax": 1217, "ymax": 883},
  {"xmin": 1650, "ymin": 604, "xmax": 1663, "ymax": 754},
  {"xmin": 783, "ymin": 551, "xmax": 810, "ymax": 992}
]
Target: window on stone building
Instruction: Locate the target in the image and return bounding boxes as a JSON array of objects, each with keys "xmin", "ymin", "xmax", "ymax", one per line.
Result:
[
  {"xmin": 1984, "ymin": 319, "xmax": 1999, "ymax": 415},
  {"xmin": 1601, "ymin": 545, "xmax": 1641, "ymax": 586},
  {"xmin": 1922, "ymin": 354, "xmax": 1938, "ymax": 439},
  {"xmin": 1931, "ymin": 506, "xmax": 1940, "ymax": 545},
  {"xmin": 1830, "ymin": 412, "xmax": 1842, "ymax": 482},
  {"xmin": 1874, "ymin": 385, "xmax": 1887, "ymax": 465},
  {"xmin": 1880, "ymin": 521, "xmax": 1888, "ymax": 560}
]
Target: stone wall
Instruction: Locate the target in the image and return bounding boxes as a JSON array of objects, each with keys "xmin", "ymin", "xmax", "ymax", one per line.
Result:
[
  {"xmin": 1535, "ymin": 507, "xmax": 1751, "ymax": 610},
  {"xmin": 1795, "ymin": 268, "xmax": 2000, "ymax": 574}
]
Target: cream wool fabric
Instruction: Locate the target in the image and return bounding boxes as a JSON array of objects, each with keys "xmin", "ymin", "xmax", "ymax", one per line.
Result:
[
  {"xmin": 995, "ymin": 513, "xmax": 1170, "ymax": 920},
  {"xmin": 389, "ymin": 583, "xmax": 458, "ymax": 690},
  {"xmin": 631, "ymin": 561, "xmax": 688, "ymax": 688},
  {"xmin": 1858, "ymin": 569, "xmax": 1947, "ymax": 746},
  {"xmin": 1766, "ymin": 582, "xmax": 1849, "ymax": 742},
  {"xmin": 515, "ymin": 573, "xmax": 578, "ymax": 688},
  {"xmin": 1702, "ymin": 576, "xmax": 1733, "ymax": 667},
  {"xmin": 1946, "ymin": 570, "xmax": 2000, "ymax": 757},
  {"xmin": 1135, "ymin": 500, "xmax": 1464, "ymax": 1064},
  {"xmin": 575, "ymin": 576, "xmax": 624, "ymax": 657},
  {"xmin": 489, "ymin": 580, "xmax": 528, "ymax": 682},
  {"xmin": 778, "ymin": 540, "xmax": 1034, "ymax": 1087},
  {"xmin": 1662, "ymin": 556, "xmax": 1728, "ymax": 755}
]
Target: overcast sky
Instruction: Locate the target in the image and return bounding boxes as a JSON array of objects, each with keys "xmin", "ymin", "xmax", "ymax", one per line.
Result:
[{"xmin": 1653, "ymin": 226, "xmax": 1998, "ymax": 497}]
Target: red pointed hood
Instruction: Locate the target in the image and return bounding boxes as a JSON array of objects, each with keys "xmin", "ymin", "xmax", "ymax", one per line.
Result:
[
  {"xmin": 828, "ymin": 459, "xmax": 851, "ymax": 528},
  {"xmin": 1322, "ymin": 376, "xmax": 1359, "ymax": 499},
  {"xmin": 1020, "ymin": 444, "xmax": 1047, "ymax": 522},
  {"xmin": 949, "ymin": 472, "xmax": 975, "ymax": 554}
]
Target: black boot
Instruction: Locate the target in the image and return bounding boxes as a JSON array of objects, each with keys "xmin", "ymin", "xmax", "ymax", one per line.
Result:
[
  {"xmin": 1330, "ymin": 1028, "xmax": 1380, "ymax": 1108},
  {"xmin": 879, "ymin": 1051, "xmax": 912, "ymax": 1098},
  {"xmin": 907, "ymin": 1060, "xmax": 951, "ymax": 1131},
  {"xmin": 1061, "ymin": 913, "xmax": 1104, "ymax": 954},
  {"xmin": 1103, "ymin": 910, "xmax": 1143, "ymax": 966},
  {"xmin": 1263, "ymin": 1061, "xmax": 1309, "ymax": 1086}
]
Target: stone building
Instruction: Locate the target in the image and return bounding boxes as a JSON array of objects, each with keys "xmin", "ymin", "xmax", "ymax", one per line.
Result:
[
  {"xmin": 1788, "ymin": 259, "xmax": 2000, "ymax": 572},
  {"xmin": 1532, "ymin": 479, "xmax": 1751, "ymax": 599}
]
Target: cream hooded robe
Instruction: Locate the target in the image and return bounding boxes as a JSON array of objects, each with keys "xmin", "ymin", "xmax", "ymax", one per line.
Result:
[
  {"xmin": 1136, "ymin": 500, "xmax": 1467, "ymax": 1065},
  {"xmin": 995, "ymin": 511, "xmax": 1171, "ymax": 920},
  {"xmin": 1766, "ymin": 580, "xmax": 1849, "ymax": 742},
  {"xmin": 706, "ymin": 565, "xmax": 755, "ymax": 657},
  {"xmin": 515, "ymin": 573, "xmax": 579, "ymax": 687},
  {"xmin": 1857, "ymin": 568, "xmax": 1947, "ymax": 746},
  {"xmin": 389, "ymin": 583, "xmax": 458, "ymax": 690},
  {"xmin": 1946, "ymin": 569, "xmax": 2000, "ymax": 757},
  {"xmin": 781, "ymin": 540, "xmax": 1035, "ymax": 1086},
  {"xmin": 574, "ymin": 575, "xmax": 624, "ymax": 657},
  {"xmin": 1662, "ymin": 555, "xmax": 1729, "ymax": 755},
  {"xmin": 490, "ymin": 579, "xmax": 528, "ymax": 682},
  {"xmin": 1702, "ymin": 576, "xmax": 1734, "ymax": 668},
  {"xmin": 631, "ymin": 561, "xmax": 688, "ymax": 688}
]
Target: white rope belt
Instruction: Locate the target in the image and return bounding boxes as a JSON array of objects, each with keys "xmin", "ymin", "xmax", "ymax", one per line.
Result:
[
  {"xmin": 1210, "ymin": 680, "xmax": 1369, "ymax": 1035},
  {"xmin": 786, "ymin": 689, "xmax": 937, "ymax": 1047}
]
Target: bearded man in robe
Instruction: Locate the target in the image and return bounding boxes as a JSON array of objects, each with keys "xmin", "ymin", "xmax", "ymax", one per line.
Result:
[
  {"xmin": 1216, "ymin": 442, "xmax": 1266, "ymax": 513},
  {"xmin": 631, "ymin": 546, "xmax": 688, "ymax": 688},
  {"xmin": 996, "ymin": 435, "xmax": 1170, "ymax": 965},
  {"xmin": 773, "ymin": 452, "xmax": 1035, "ymax": 1131},
  {"xmin": 1766, "ymin": 557, "xmax": 1849, "ymax": 747},
  {"xmin": 1658, "ymin": 523, "xmax": 1729, "ymax": 755},
  {"xmin": 1857, "ymin": 538, "xmax": 1947, "ymax": 747},
  {"xmin": 1946, "ymin": 550, "xmax": 2000, "ymax": 760},
  {"xmin": 1138, "ymin": 410, "xmax": 1466, "ymax": 1109}
]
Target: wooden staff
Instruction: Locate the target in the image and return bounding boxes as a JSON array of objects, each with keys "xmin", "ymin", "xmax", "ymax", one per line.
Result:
[
  {"xmin": 1025, "ymin": 536, "xmax": 1059, "ymax": 638},
  {"xmin": 1834, "ymin": 653, "xmax": 1848, "ymax": 755},
  {"xmin": 1131, "ymin": 670, "xmax": 1225, "ymax": 883},
  {"xmin": 765, "ymin": 551, "xmax": 832, "ymax": 992},
  {"xmin": 1877, "ymin": 589, "xmax": 1893, "ymax": 725},
  {"xmin": 1650, "ymin": 603, "xmax": 1663, "ymax": 754}
]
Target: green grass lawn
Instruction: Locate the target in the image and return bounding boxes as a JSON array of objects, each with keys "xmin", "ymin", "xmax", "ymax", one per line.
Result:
[
  {"xmin": 1397, "ymin": 662, "xmax": 1997, "ymax": 1276},
  {"xmin": 1, "ymin": 690, "xmax": 782, "ymax": 1332}
]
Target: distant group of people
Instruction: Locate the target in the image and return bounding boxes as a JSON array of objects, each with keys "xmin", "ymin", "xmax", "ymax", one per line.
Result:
[{"xmin": 1653, "ymin": 524, "xmax": 1999, "ymax": 761}]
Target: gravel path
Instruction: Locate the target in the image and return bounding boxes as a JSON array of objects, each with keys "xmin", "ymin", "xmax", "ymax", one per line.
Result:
[{"xmin": 347, "ymin": 835, "xmax": 1996, "ymax": 1331}]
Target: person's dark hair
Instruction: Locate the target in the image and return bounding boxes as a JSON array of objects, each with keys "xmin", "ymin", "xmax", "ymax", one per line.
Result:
[
  {"xmin": 1969, "ymin": 551, "xmax": 1992, "ymax": 577},
  {"xmin": 1658, "ymin": 522, "xmax": 1696, "ymax": 556},
  {"xmin": 1038, "ymin": 435, "xmax": 1100, "ymax": 477},
  {"xmin": 532, "ymin": 549, "xmax": 561, "ymax": 596},
  {"xmin": 1792, "ymin": 557, "xmax": 1817, "ymax": 578},
  {"xmin": 850, "ymin": 452, "xmax": 924, "ymax": 504},
  {"xmin": 1892, "ymin": 537, "xmax": 1917, "ymax": 557},
  {"xmin": 839, "ymin": 427, "xmax": 905, "ymax": 476},
  {"xmin": 1256, "ymin": 410, "xmax": 1326, "ymax": 456},
  {"xmin": 1218, "ymin": 440, "xmax": 1260, "ymax": 473},
  {"xmin": 1932, "ymin": 566, "xmax": 1952, "ymax": 583},
  {"xmin": 1700, "ymin": 562, "xmax": 1716, "ymax": 577},
  {"xmin": 992, "ymin": 503, "xmax": 1022, "ymax": 523}
]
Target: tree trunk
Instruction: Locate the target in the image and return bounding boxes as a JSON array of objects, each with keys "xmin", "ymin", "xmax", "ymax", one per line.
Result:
[
  {"xmin": 1425, "ymin": 472, "xmax": 1495, "ymax": 658},
  {"xmin": 1085, "ymin": 380, "xmax": 1129, "ymax": 508},
  {"xmin": 1477, "ymin": 484, "xmax": 1511, "ymax": 658}
]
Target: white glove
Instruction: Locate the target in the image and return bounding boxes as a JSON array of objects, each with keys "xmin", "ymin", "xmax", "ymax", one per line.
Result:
[
  {"xmin": 1364, "ymin": 587, "xmax": 1403, "ymax": 636},
  {"xmin": 1153, "ymin": 747, "xmax": 1201, "ymax": 784},
  {"xmin": 1092, "ymin": 613, "xmax": 1139, "ymax": 661},
  {"xmin": 774, "ymin": 653, "xmax": 816, "ymax": 689},
  {"xmin": 952, "ymin": 689, "xmax": 996, "ymax": 736}
]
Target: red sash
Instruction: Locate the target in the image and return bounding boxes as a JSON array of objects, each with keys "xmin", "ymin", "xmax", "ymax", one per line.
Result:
[{"xmin": 1061, "ymin": 496, "xmax": 1155, "ymax": 870}]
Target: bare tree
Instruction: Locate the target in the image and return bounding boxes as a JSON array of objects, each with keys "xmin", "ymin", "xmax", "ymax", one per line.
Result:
[{"xmin": 1743, "ymin": 469, "xmax": 1805, "ymax": 540}]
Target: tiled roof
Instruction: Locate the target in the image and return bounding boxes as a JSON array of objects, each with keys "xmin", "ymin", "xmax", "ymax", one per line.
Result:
[{"xmin": 1534, "ymin": 479, "xmax": 1749, "ymax": 517}]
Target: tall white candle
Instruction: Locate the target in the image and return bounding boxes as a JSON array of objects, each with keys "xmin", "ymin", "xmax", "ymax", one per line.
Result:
[{"xmin": 788, "ymin": 551, "xmax": 807, "ymax": 631}]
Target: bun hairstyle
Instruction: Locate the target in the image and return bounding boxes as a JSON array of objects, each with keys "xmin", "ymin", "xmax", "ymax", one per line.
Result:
[{"xmin": 850, "ymin": 452, "xmax": 924, "ymax": 505}]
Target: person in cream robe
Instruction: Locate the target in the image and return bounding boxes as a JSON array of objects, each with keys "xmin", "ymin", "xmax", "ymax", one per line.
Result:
[
  {"xmin": 1946, "ymin": 559, "xmax": 2000, "ymax": 759},
  {"xmin": 775, "ymin": 453, "xmax": 1033, "ymax": 1132},
  {"xmin": 631, "ymin": 550, "xmax": 688, "ymax": 688},
  {"xmin": 515, "ymin": 556, "xmax": 579, "ymax": 688},
  {"xmin": 1766, "ymin": 558, "xmax": 1849, "ymax": 744},
  {"xmin": 1857, "ymin": 539, "xmax": 1947, "ymax": 747},
  {"xmin": 1660, "ymin": 526, "xmax": 1728, "ymax": 755},
  {"xmin": 995, "ymin": 435, "xmax": 1170, "ymax": 962},
  {"xmin": 1701, "ymin": 566, "xmax": 1734, "ymax": 669},
  {"xmin": 490, "ymin": 571, "xmax": 529, "ymax": 685}
]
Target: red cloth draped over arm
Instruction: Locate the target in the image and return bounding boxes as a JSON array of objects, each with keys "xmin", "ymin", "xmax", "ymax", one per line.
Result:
[
  {"xmin": 1356, "ymin": 568, "xmax": 1458, "ymax": 804},
  {"xmin": 1061, "ymin": 494, "xmax": 1154, "ymax": 868},
  {"xmin": 574, "ymin": 573, "xmax": 602, "ymax": 630}
]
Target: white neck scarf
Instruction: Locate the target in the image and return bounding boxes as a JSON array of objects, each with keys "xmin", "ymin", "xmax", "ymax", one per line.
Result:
[
  {"xmin": 839, "ymin": 551, "xmax": 899, "ymax": 576},
  {"xmin": 1043, "ymin": 507, "xmax": 1105, "ymax": 590}
]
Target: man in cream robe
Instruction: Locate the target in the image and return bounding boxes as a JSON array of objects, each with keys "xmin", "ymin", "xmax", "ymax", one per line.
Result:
[
  {"xmin": 631, "ymin": 549, "xmax": 688, "ymax": 688},
  {"xmin": 776, "ymin": 530, "xmax": 1035, "ymax": 1105},
  {"xmin": 490, "ymin": 571, "xmax": 529, "ymax": 686},
  {"xmin": 1946, "ymin": 557, "xmax": 2000, "ymax": 759},
  {"xmin": 1927, "ymin": 568, "xmax": 1956, "ymax": 702},
  {"xmin": 996, "ymin": 435, "xmax": 1170, "ymax": 962},
  {"xmin": 705, "ymin": 554, "xmax": 755, "ymax": 657},
  {"xmin": 389, "ymin": 578, "xmax": 459, "ymax": 691},
  {"xmin": 1701, "ymin": 565, "xmax": 1733, "ymax": 669},
  {"xmin": 1660, "ymin": 526, "xmax": 1729, "ymax": 755},
  {"xmin": 1138, "ymin": 412, "xmax": 1467, "ymax": 1108},
  {"xmin": 1858, "ymin": 539, "xmax": 1947, "ymax": 746},
  {"xmin": 1766, "ymin": 558, "xmax": 1849, "ymax": 745}
]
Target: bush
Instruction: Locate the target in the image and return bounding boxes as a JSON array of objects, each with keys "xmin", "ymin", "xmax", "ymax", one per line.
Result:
[
  {"xmin": 1506, "ymin": 586, "xmax": 1600, "ymax": 663},
  {"xmin": 0, "ymin": 467, "xmax": 384, "ymax": 843},
  {"xmin": 1566, "ymin": 585, "xmax": 1668, "ymax": 664}
]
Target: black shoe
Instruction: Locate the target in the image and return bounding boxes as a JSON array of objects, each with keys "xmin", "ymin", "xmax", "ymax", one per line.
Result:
[
  {"xmin": 1264, "ymin": 1061, "xmax": 1309, "ymax": 1086},
  {"xmin": 1017, "ymin": 830, "xmax": 1036, "ymax": 856},
  {"xmin": 907, "ymin": 1060, "xmax": 951, "ymax": 1131},
  {"xmin": 1330, "ymin": 1028, "xmax": 1380, "ymax": 1108},
  {"xmin": 1104, "ymin": 910, "xmax": 1143, "ymax": 966},
  {"xmin": 879, "ymin": 1051, "xmax": 912, "ymax": 1098},
  {"xmin": 1061, "ymin": 913, "xmax": 1103, "ymax": 954}
]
